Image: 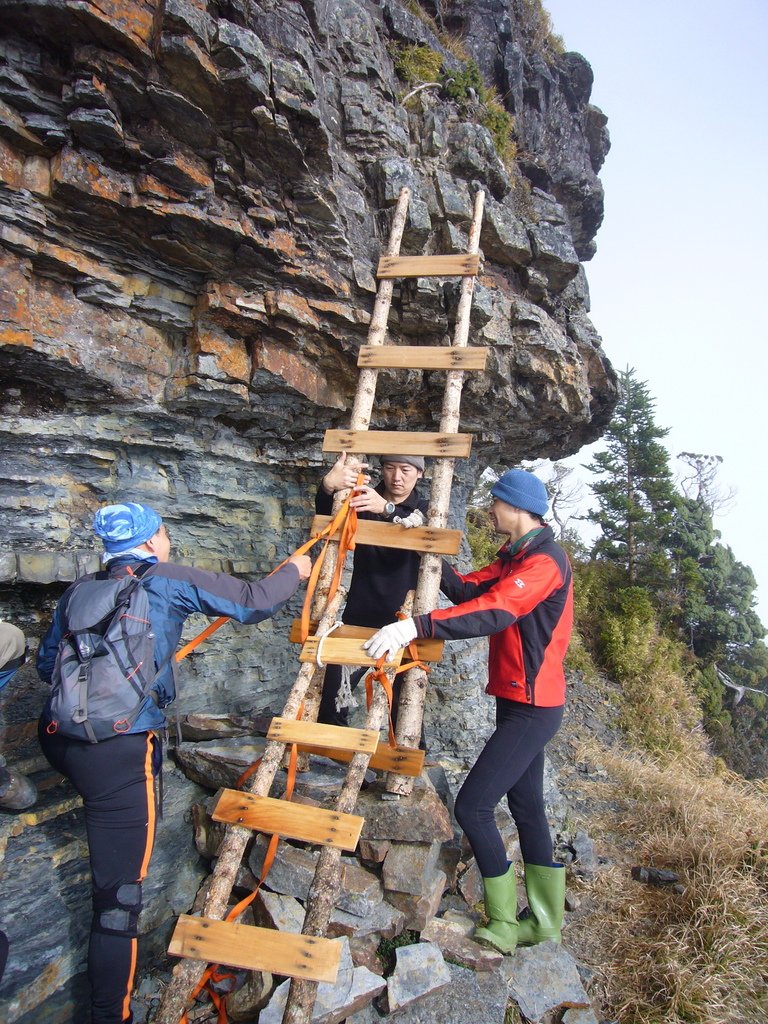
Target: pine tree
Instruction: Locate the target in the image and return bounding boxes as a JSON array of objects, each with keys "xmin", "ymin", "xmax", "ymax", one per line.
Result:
[{"xmin": 586, "ymin": 367, "xmax": 678, "ymax": 586}]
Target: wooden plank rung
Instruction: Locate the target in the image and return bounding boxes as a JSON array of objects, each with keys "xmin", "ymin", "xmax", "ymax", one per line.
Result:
[
  {"xmin": 299, "ymin": 636, "xmax": 405, "ymax": 669},
  {"xmin": 377, "ymin": 254, "xmax": 480, "ymax": 279},
  {"xmin": 168, "ymin": 915, "xmax": 341, "ymax": 983},
  {"xmin": 310, "ymin": 515, "xmax": 461, "ymax": 555},
  {"xmin": 295, "ymin": 740, "xmax": 425, "ymax": 778},
  {"xmin": 323, "ymin": 430, "xmax": 472, "ymax": 458},
  {"xmin": 268, "ymin": 716, "xmax": 379, "ymax": 754},
  {"xmin": 358, "ymin": 345, "xmax": 487, "ymax": 371},
  {"xmin": 212, "ymin": 791, "xmax": 364, "ymax": 850},
  {"xmin": 288, "ymin": 621, "xmax": 444, "ymax": 662}
]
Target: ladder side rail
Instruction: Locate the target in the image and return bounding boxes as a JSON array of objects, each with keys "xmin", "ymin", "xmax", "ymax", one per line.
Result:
[
  {"xmin": 300, "ymin": 186, "xmax": 410, "ymax": 728},
  {"xmin": 386, "ymin": 189, "xmax": 486, "ymax": 795},
  {"xmin": 349, "ymin": 187, "xmax": 411, "ymax": 427},
  {"xmin": 283, "ymin": 682, "xmax": 392, "ymax": 1024},
  {"xmin": 283, "ymin": 592, "xmax": 414, "ymax": 1024}
]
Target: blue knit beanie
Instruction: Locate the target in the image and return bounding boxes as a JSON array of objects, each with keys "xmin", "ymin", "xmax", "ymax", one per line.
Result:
[
  {"xmin": 92, "ymin": 503, "xmax": 163, "ymax": 553},
  {"xmin": 491, "ymin": 469, "xmax": 549, "ymax": 517}
]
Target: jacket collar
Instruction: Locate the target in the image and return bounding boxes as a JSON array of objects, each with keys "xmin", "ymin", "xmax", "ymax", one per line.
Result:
[{"xmin": 497, "ymin": 524, "xmax": 554, "ymax": 562}]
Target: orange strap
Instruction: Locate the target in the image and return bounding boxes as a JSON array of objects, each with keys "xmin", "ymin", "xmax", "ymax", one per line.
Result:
[{"xmin": 175, "ymin": 474, "xmax": 364, "ymax": 664}]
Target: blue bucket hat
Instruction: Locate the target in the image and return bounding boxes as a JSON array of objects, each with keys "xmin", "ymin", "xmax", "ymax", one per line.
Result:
[
  {"xmin": 491, "ymin": 469, "xmax": 549, "ymax": 517},
  {"xmin": 93, "ymin": 503, "xmax": 163, "ymax": 553}
]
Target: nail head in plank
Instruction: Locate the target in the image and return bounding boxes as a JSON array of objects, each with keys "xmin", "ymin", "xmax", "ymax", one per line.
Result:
[
  {"xmin": 211, "ymin": 791, "xmax": 365, "ymax": 850},
  {"xmin": 293, "ymin": 741, "xmax": 425, "ymax": 777},
  {"xmin": 168, "ymin": 916, "xmax": 341, "ymax": 983},
  {"xmin": 310, "ymin": 516, "xmax": 461, "ymax": 555},
  {"xmin": 268, "ymin": 716, "xmax": 379, "ymax": 754},
  {"xmin": 288, "ymin": 621, "xmax": 444, "ymax": 662},
  {"xmin": 323, "ymin": 430, "xmax": 472, "ymax": 458},
  {"xmin": 299, "ymin": 636, "xmax": 405, "ymax": 669}
]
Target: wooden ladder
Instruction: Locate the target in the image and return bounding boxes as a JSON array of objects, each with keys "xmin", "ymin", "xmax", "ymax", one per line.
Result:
[{"xmin": 156, "ymin": 186, "xmax": 486, "ymax": 1024}]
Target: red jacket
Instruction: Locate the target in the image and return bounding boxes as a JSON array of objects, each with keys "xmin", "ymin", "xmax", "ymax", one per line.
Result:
[{"xmin": 413, "ymin": 527, "xmax": 573, "ymax": 707}]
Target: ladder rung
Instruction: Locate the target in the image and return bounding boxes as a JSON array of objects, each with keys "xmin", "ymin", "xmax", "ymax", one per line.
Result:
[
  {"xmin": 168, "ymin": 915, "xmax": 341, "ymax": 983},
  {"xmin": 377, "ymin": 254, "xmax": 480, "ymax": 278},
  {"xmin": 299, "ymin": 636, "xmax": 405, "ymax": 668},
  {"xmin": 358, "ymin": 345, "xmax": 488, "ymax": 371},
  {"xmin": 295, "ymin": 740, "xmax": 425, "ymax": 777},
  {"xmin": 289, "ymin": 621, "xmax": 445, "ymax": 662},
  {"xmin": 311, "ymin": 515, "xmax": 461, "ymax": 554},
  {"xmin": 323, "ymin": 430, "xmax": 472, "ymax": 458},
  {"xmin": 211, "ymin": 791, "xmax": 365, "ymax": 850},
  {"xmin": 268, "ymin": 716, "xmax": 379, "ymax": 754}
]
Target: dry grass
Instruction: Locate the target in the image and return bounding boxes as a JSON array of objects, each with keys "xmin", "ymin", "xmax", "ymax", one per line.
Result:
[{"xmin": 570, "ymin": 744, "xmax": 768, "ymax": 1024}]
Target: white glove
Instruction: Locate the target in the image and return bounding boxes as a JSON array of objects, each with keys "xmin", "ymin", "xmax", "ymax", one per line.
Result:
[
  {"xmin": 363, "ymin": 618, "xmax": 418, "ymax": 661},
  {"xmin": 393, "ymin": 508, "xmax": 426, "ymax": 529}
]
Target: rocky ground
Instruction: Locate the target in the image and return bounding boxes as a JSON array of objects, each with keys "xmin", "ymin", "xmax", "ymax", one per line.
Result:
[{"xmin": 123, "ymin": 668, "xmax": 633, "ymax": 1024}]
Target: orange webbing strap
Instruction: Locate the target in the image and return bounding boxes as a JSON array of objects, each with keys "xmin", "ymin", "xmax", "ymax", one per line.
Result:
[
  {"xmin": 175, "ymin": 474, "xmax": 364, "ymax": 664},
  {"xmin": 298, "ymin": 472, "xmax": 363, "ymax": 642},
  {"xmin": 179, "ymin": 705, "xmax": 304, "ymax": 1024},
  {"xmin": 364, "ymin": 637, "xmax": 431, "ymax": 749},
  {"xmin": 365, "ymin": 659, "xmax": 397, "ymax": 747}
]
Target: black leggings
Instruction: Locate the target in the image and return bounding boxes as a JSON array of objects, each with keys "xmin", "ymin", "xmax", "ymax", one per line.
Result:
[
  {"xmin": 454, "ymin": 698, "xmax": 563, "ymax": 878},
  {"xmin": 38, "ymin": 723, "xmax": 159, "ymax": 1024}
]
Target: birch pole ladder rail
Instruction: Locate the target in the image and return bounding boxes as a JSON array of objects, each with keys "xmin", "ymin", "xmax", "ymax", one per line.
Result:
[{"xmin": 157, "ymin": 186, "xmax": 486, "ymax": 1024}]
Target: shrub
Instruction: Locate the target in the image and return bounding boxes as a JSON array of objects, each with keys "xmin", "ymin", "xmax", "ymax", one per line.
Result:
[
  {"xmin": 480, "ymin": 95, "xmax": 517, "ymax": 166},
  {"xmin": 394, "ymin": 44, "xmax": 443, "ymax": 85},
  {"xmin": 441, "ymin": 58, "xmax": 484, "ymax": 103},
  {"xmin": 599, "ymin": 590, "xmax": 705, "ymax": 759}
]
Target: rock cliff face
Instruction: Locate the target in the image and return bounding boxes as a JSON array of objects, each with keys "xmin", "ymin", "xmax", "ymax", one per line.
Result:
[{"xmin": 0, "ymin": 0, "xmax": 614, "ymax": 1019}]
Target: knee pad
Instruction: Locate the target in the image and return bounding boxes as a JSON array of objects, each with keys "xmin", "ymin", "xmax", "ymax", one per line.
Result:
[{"xmin": 92, "ymin": 882, "xmax": 143, "ymax": 938}]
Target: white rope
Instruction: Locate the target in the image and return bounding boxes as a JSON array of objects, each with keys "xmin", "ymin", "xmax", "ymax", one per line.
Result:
[{"xmin": 314, "ymin": 620, "xmax": 342, "ymax": 669}]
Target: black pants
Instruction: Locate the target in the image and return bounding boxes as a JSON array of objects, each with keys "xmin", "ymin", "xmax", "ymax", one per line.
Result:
[
  {"xmin": 39, "ymin": 723, "xmax": 159, "ymax": 1024},
  {"xmin": 454, "ymin": 698, "xmax": 563, "ymax": 878}
]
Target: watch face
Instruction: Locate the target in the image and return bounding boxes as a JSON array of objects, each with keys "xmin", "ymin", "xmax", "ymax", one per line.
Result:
[{"xmin": 385, "ymin": 502, "xmax": 395, "ymax": 516}]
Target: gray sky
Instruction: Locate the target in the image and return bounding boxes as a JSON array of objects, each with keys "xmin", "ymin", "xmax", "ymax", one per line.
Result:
[{"xmin": 543, "ymin": 0, "xmax": 768, "ymax": 629}]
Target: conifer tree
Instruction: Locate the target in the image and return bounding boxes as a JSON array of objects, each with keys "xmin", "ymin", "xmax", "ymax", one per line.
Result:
[{"xmin": 586, "ymin": 367, "xmax": 678, "ymax": 586}]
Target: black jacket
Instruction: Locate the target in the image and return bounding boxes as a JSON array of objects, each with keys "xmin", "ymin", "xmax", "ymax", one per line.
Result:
[{"xmin": 315, "ymin": 480, "xmax": 429, "ymax": 628}]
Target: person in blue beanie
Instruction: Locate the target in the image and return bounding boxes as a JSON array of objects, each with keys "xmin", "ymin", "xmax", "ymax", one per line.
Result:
[
  {"xmin": 365, "ymin": 468, "xmax": 572, "ymax": 954},
  {"xmin": 37, "ymin": 503, "xmax": 311, "ymax": 1024}
]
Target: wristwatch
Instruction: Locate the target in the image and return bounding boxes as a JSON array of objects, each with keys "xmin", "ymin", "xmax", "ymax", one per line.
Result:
[{"xmin": 383, "ymin": 501, "xmax": 396, "ymax": 518}]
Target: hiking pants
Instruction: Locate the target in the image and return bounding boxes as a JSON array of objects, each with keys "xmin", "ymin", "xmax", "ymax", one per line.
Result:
[
  {"xmin": 453, "ymin": 698, "xmax": 563, "ymax": 877},
  {"xmin": 38, "ymin": 724, "xmax": 159, "ymax": 1024}
]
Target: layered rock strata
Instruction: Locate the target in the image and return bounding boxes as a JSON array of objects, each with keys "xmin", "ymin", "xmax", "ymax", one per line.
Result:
[{"xmin": 0, "ymin": 0, "xmax": 614, "ymax": 1018}]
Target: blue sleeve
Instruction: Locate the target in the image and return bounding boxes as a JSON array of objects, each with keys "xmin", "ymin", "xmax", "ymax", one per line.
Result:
[{"xmin": 149, "ymin": 561, "xmax": 303, "ymax": 624}]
